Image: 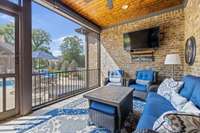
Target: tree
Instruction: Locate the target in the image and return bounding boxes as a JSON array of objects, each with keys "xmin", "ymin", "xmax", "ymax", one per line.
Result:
[
  {"xmin": 32, "ymin": 29, "xmax": 52, "ymax": 53},
  {"xmin": 0, "ymin": 23, "xmax": 15, "ymax": 44},
  {"xmin": 0, "ymin": 24, "xmax": 52, "ymax": 53},
  {"xmin": 60, "ymin": 36, "xmax": 85, "ymax": 67}
]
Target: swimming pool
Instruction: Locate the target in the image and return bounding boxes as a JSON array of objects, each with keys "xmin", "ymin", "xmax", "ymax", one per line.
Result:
[{"xmin": 0, "ymin": 80, "xmax": 15, "ymax": 89}]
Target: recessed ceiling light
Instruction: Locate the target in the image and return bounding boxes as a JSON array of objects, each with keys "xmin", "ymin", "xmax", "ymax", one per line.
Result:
[{"xmin": 122, "ymin": 4, "xmax": 128, "ymax": 10}]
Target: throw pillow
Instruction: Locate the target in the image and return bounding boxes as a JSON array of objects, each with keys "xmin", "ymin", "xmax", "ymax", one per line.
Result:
[
  {"xmin": 136, "ymin": 79, "xmax": 150, "ymax": 86},
  {"xmin": 171, "ymin": 91, "xmax": 188, "ymax": 111},
  {"xmin": 157, "ymin": 78, "xmax": 184, "ymax": 101},
  {"xmin": 153, "ymin": 111, "xmax": 176, "ymax": 130},
  {"xmin": 109, "ymin": 77, "xmax": 121, "ymax": 83},
  {"xmin": 181, "ymin": 101, "xmax": 200, "ymax": 115},
  {"xmin": 153, "ymin": 111, "xmax": 200, "ymax": 133}
]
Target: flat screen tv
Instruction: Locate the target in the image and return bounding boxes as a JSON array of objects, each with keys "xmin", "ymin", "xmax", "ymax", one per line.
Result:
[{"xmin": 123, "ymin": 27, "xmax": 160, "ymax": 51}]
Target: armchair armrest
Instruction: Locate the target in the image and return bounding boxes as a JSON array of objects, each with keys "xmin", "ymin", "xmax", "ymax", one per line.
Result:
[
  {"xmin": 104, "ymin": 77, "xmax": 109, "ymax": 85},
  {"xmin": 128, "ymin": 79, "xmax": 136, "ymax": 86},
  {"xmin": 148, "ymin": 84, "xmax": 159, "ymax": 92}
]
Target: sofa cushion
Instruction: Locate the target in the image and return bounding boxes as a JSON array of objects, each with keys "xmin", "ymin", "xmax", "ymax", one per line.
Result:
[
  {"xmin": 136, "ymin": 92, "xmax": 176, "ymax": 129},
  {"xmin": 180, "ymin": 75, "xmax": 197, "ymax": 100},
  {"xmin": 129, "ymin": 84, "xmax": 147, "ymax": 92},
  {"xmin": 190, "ymin": 80, "xmax": 200, "ymax": 108},
  {"xmin": 90, "ymin": 101, "xmax": 116, "ymax": 115},
  {"xmin": 143, "ymin": 92, "xmax": 176, "ymax": 118},
  {"xmin": 136, "ymin": 70, "xmax": 154, "ymax": 81},
  {"xmin": 136, "ymin": 115, "xmax": 158, "ymax": 129}
]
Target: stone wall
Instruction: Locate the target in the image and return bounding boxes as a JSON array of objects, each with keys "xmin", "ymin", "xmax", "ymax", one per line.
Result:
[
  {"xmin": 88, "ymin": 31, "xmax": 99, "ymax": 87},
  {"xmin": 100, "ymin": 9, "xmax": 185, "ymax": 80},
  {"xmin": 184, "ymin": 0, "xmax": 200, "ymax": 76}
]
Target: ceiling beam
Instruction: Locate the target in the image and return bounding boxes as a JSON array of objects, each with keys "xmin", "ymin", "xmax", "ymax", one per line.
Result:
[{"xmin": 34, "ymin": 0, "xmax": 101, "ymax": 33}]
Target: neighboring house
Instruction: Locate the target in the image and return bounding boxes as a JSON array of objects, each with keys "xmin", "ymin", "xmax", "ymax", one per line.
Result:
[{"xmin": 0, "ymin": 37, "xmax": 15, "ymax": 74}]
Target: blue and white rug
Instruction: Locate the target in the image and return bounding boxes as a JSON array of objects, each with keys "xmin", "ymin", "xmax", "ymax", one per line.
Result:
[{"xmin": 0, "ymin": 96, "xmax": 145, "ymax": 133}]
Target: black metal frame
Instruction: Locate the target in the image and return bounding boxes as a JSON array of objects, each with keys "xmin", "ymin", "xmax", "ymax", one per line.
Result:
[
  {"xmin": 32, "ymin": 69, "xmax": 99, "ymax": 110},
  {"xmin": 0, "ymin": 1, "xmax": 20, "ymax": 120},
  {"xmin": 0, "ymin": 0, "xmax": 101, "ymax": 119}
]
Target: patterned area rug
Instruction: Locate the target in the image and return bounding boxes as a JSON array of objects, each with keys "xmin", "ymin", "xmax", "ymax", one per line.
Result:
[{"xmin": 0, "ymin": 97, "xmax": 145, "ymax": 133}]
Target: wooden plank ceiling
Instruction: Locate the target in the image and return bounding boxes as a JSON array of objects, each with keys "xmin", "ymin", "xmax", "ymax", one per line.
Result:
[{"xmin": 61, "ymin": 0, "xmax": 184, "ymax": 28}]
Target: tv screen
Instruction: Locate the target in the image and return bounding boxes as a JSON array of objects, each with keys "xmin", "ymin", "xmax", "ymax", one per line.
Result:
[{"xmin": 124, "ymin": 27, "xmax": 160, "ymax": 51}]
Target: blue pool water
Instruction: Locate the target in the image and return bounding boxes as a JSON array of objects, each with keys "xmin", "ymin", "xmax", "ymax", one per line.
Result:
[{"xmin": 0, "ymin": 80, "xmax": 15, "ymax": 89}]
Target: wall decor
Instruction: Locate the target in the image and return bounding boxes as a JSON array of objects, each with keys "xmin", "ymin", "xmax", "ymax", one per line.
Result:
[{"xmin": 185, "ymin": 36, "xmax": 196, "ymax": 66}]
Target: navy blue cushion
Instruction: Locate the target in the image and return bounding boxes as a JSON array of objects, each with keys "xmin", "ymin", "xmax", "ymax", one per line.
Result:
[
  {"xmin": 136, "ymin": 115, "xmax": 158, "ymax": 129},
  {"xmin": 136, "ymin": 70, "xmax": 154, "ymax": 81},
  {"xmin": 90, "ymin": 101, "xmax": 116, "ymax": 115},
  {"xmin": 129, "ymin": 84, "xmax": 147, "ymax": 92},
  {"xmin": 143, "ymin": 93, "xmax": 175, "ymax": 118},
  {"xmin": 136, "ymin": 92, "xmax": 175, "ymax": 129},
  {"xmin": 180, "ymin": 75, "xmax": 197, "ymax": 99},
  {"xmin": 190, "ymin": 78, "xmax": 200, "ymax": 108}
]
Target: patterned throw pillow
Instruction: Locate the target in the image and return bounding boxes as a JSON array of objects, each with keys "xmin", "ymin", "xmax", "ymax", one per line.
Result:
[
  {"xmin": 153, "ymin": 111, "xmax": 200, "ymax": 133},
  {"xmin": 157, "ymin": 78, "xmax": 184, "ymax": 101}
]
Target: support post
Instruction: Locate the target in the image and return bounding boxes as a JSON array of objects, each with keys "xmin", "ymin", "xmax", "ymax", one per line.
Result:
[
  {"xmin": 19, "ymin": 0, "xmax": 32, "ymax": 115},
  {"xmin": 85, "ymin": 33, "xmax": 89, "ymax": 90},
  {"xmin": 97, "ymin": 34, "xmax": 101, "ymax": 87}
]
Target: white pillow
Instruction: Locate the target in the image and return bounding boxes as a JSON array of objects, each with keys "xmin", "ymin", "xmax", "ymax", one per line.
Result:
[
  {"xmin": 136, "ymin": 79, "xmax": 150, "ymax": 86},
  {"xmin": 157, "ymin": 78, "xmax": 184, "ymax": 101},
  {"xmin": 109, "ymin": 77, "xmax": 121, "ymax": 83},
  {"xmin": 171, "ymin": 91, "xmax": 187, "ymax": 111},
  {"xmin": 181, "ymin": 101, "xmax": 200, "ymax": 115}
]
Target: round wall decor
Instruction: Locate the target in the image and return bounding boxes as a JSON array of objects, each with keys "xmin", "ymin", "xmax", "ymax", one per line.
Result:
[{"xmin": 185, "ymin": 36, "xmax": 196, "ymax": 66}]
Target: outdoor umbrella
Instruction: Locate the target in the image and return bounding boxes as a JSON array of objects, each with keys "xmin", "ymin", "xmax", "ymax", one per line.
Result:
[
  {"xmin": 32, "ymin": 50, "xmax": 57, "ymax": 70},
  {"xmin": 32, "ymin": 50, "xmax": 56, "ymax": 60}
]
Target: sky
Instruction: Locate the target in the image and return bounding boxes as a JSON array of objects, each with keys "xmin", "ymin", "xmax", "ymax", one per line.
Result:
[
  {"xmin": 32, "ymin": 2, "xmax": 85, "ymax": 57},
  {"xmin": 0, "ymin": 1, "xmax": 85, "ymax": 57}
]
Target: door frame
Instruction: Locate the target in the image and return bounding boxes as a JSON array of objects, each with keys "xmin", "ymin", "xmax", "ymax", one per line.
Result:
[{"xmin": 0, "ymin": 1, "xmax": 20, "ymax": 120}]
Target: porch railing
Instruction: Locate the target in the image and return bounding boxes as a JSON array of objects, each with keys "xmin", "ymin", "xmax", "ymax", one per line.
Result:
[{"xmin": 32, "ymin": 69, "xmax": 99, "ymax": 109}]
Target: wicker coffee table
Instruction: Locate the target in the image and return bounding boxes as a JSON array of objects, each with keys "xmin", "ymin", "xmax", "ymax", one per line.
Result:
[{"xmin": 84, "ymin": 86, "xmax": 133, "ymax": 132}]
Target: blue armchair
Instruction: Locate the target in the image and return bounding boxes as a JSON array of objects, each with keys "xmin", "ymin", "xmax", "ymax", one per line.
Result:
[
  {"xmin": 104, "ymin": 69, "xmax": 125, "ymax": 86},
  {"xmin": 128, "ymin": 69, "xmax": 157, "ymax": 100}
]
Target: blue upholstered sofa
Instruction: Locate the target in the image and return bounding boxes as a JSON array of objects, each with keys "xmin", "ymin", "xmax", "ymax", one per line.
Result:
[
  {"xmin": 128, "ymin": 69, "xmax": 157, "ymax": 100},
  {"xmin": 136, "ymin": 75, "xmax": 200, "ymax": 130}
]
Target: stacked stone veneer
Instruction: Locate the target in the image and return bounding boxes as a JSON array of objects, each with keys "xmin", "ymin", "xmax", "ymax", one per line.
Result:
[
  {"xmin": 101, "ymin": 9, "xmax": 185, "ymax": 80},
  {"xmin": 184, "ymin": 0, "xmax": 200, "ymax": 76}
]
